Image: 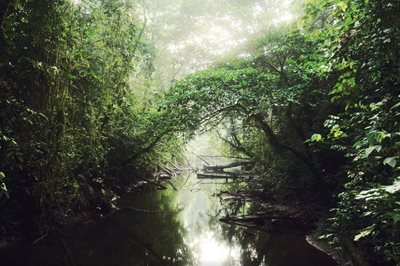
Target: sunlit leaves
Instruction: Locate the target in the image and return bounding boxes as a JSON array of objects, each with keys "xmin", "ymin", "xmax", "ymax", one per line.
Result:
[
  {"xmin": 0, "ymin": 172, "xmax": 9, "ymax": 200},
  {"xmin": 355, "ymin": 179, "xmax": 400, "ymax": 203},
  {"xmin": 366, "ymin": 130, "xmax": 390, "ymax": 145},
  {"xmin": 354, "ymin": 224, "xmax": 375, "ymax": 241},
  {"xmin": 310, "ymin": 133, "xmax": 323, "ymax": 142},
  {"xmin": 304, "ymin": 0, "xmax": 400, "ymax": 262},
  {"xmin": 383, "ymin": 157, "xmax": 398, "ymax": 168},
  {"xmin": 364, "ymin": 145, "xmax": 381, "ymax": 157}
]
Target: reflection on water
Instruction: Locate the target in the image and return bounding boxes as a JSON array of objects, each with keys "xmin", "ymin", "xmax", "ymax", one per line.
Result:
[
  {"xmin": 172, "ymin": 172, "xmax": 336, "ymax": 266},
  {"xmin": 70, "ymin": 186, "xmax": 193, "ymax": 266},
  {"xmin": 0, "ymin": 171, "xmax": 337, "ymax": 266},
  {"xmin": 194, "ymin": 231, "xmax": 240, "ymax": 265},
  {"xmin": 175, "ymin": 172, "xmax": 241, "ymax": 265}
]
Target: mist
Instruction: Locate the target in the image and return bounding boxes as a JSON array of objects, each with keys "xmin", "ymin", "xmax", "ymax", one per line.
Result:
[{"xmin": 140, "ymin": 0, "xmax": 303, "ymax": 90}]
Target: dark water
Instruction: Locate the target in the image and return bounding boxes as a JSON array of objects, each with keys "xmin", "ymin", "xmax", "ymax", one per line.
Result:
[{"xmin": 0, "ymin": 171, "xmax": 336, "ymax": 266}]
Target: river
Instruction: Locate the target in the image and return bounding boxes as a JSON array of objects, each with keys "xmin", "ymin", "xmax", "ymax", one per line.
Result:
[{"xmin": 0, "ymin": 166, "xmax": 337, "ymax": 265}]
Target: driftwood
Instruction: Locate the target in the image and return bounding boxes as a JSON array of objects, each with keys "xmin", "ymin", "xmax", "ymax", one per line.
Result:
[
  {"xmin": 219, "ymin": 211, "xmax": 305, "ymax": 235},
  {"xmin": 118, "ymin": 207, "xmax": 163, "ymax": 213},
  {"xmin": 159, "ymin": 165, "xmax": 174, "ymax": 176},
  {"xmin": 198, "ymin": 155, "xmax": 251, "ymax": 160},
  {"xmin": 203, "ymin": 161, "xmax": 253, "ymax": 173},
  {"xmin": 306, "ymin": 235, "xmax": 345, "ymax": 266},
  {"xmin": 197, "ymin": 172, "xmax": 246, "ymax": 179},
  {"xmin": 197, "ymin": 160, "xmax": 254, "ymax": 180},
  {"xmin": 220, "ymin": 212, "xmax": 298, "ymax": 224},
  {"xmin": 137, "ymin": 176, "xmax": 168, "ymax": 190},
  {"xmin": 32, "ymin": 233, "xmax": 48, "ymax": 245},
  {"xmin": 140, "ymin": 163, "xmax": 185, "ymax": 190}
]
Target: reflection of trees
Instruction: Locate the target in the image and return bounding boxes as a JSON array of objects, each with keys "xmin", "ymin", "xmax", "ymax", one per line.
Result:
[
  {"xmin": 69, "ymin": 190, "xmax": 193, "ymax": 266},
  {"xmin": 217, "ymin": 183, "xmax": 335, "ymax": 266},
  {"xmin": 219, "ymin": 226, "xmax": 336, "ymax": 266}
]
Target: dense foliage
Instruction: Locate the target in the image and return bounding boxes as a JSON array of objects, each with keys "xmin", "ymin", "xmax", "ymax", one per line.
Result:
[
  {"xmin": 311, "ymin": 0, "xmax": 400, "ymax": 264},
  {"xmin": 160, "ymin": 0, "xmax": 400, "ymax": 264},
  {"xmin": 0, "ymin": 0, "xmax": 398, "ymax": 265},
  {"xmin": 163, "ymin": 29, "xmax": 340, "ymax": 199},
  {"xmin": 0, "ymin": 0, "xmax": 180, "ymax": 237}
]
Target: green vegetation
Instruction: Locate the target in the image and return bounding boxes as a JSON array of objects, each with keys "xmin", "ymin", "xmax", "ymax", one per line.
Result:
[
  {"xmin": 0, "ymin": 0, "xmax": 399, "ymax": 265},
  {"xmin": 0, "ymin": 0, "xmax": 180, "ymax": 236},
  {"xmin": 159, "ymin": 0, "xmax": 400, "ymax": 264}
]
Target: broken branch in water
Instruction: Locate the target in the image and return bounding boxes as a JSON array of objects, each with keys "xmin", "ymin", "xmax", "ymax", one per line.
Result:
[
  {"xmin": 136, "ymin": 176, "xmax": 168, "ymax": 190},
  {"xmin": 32, "ymin": 233, "xmax": 48, "ymax": 245}
]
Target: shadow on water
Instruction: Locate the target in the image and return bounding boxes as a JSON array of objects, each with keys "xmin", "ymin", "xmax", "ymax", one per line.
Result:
[
  {"xmin": 0, "ymin": 171, "xmax": 337, "ymax": 266},
  {"xmin": 69, "ymin": 187, "xmax": 192, "ymax": 266}
]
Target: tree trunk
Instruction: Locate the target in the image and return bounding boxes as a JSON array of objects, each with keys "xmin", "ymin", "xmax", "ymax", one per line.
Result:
[{"xmin": 251, "ymin": 113, "xmax": 320, "ymax": 177}]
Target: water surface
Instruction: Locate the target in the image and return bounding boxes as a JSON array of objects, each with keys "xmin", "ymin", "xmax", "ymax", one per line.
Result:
[{"xmin": 0, "ymin": 171, "xmax": 336, "ymax": 266}]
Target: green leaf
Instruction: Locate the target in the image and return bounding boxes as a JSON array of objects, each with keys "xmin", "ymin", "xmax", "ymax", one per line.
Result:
[
  {"xmin": 352, "ymin": 140, "xmax": 364, "ymax": 149},
  {"xmin": 383, "ymin": 157, "xmax": 398, "ymax": 168},
  {"xmin": 354, "ymin": 225, "xmax": 375, "ymax": 241},
  {"xmin": 311, "ymin": 133, "xmax": 323, "ymax": 142},
  {"xmin": 0, "ymin": 172, "xmax": 8, "ymax": 200},
  {"xmin": 365, "ymin": 145, "xmax": 381, "ymax": 156},
  {"xmin": 382, "ymin": 180, "xmax": 400, "ymax": 194},
  {"xmin": 355, "ymin": 188, "xmax": 380, "ymax": 200},
  {"xmin": 386, "ymin": 212, "xmax": 400, "ymax": 224},
  {"xmin": 366, "ymin": 131, "xmax": 387, "ymax": 145},
  {"xmin": 337, "ymin": 2, "xmax": 348, "ymax": 12},
  {"xmin": 390, "ymin": 102, "xmax": 400, "ymax": 110},
  {"xmin": 361, "ymin": 211, "xmax": 373, "ymax": 217}
]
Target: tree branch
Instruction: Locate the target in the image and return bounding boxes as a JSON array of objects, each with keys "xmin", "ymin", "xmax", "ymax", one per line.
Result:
[
  {"xmin": 121, "ymin": 129, "xmax": 171, "ymax": 165},
  {"xmin": 251, "ymin": 113, "xmax": 319, "ymax": 177},
  {"xmin": 216, "ymin": 130, "xmax": 253, "ymax": 158}
]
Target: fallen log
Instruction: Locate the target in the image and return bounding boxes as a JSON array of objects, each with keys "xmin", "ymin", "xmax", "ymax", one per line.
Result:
[
  {"xmin": 306, "ymin": 235, "xmax": 345, "ymax": 266},
  {"xmin": 136, "ymin": 176, "xmax": 168, "ymax": 190},
  {"xmin": 216, "ymin": 190, "xmax": 260, "ymax": 200},
  {"xmin": 198, "ymin": 155, "xmax": 251, "ymax": 160},
  {"xmin": 220, "ymin": 212, "xmax": 297, "ymax": 224},
  {"xmin": 203, "ymin": 161, "xmax": 254, "ymax": 172},
  {"xmin": 197, "ymin": 172, "xmax": 246, "ymax": 179}
]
